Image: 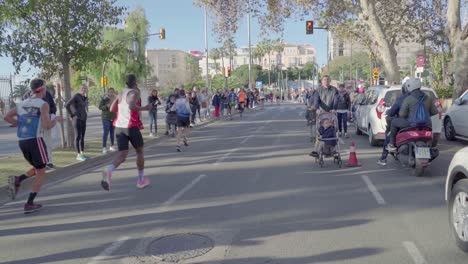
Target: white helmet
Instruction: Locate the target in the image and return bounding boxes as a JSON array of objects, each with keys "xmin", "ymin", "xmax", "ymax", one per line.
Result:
[{"xmin": 403, "ymin": 78, "xmax": 422, "ymax": 93}]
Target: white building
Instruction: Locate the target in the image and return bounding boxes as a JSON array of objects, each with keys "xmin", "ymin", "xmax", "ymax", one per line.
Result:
[{"xmin": 199, "ymin": 43, "xmax": 317, "ymax": 77}]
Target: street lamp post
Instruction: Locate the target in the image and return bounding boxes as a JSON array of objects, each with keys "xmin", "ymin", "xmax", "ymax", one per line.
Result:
[
  {"xmin": 247, "ymin": 0, "xmax": 252, "ymax": 90},
  {"xmin": 204, "ymin": 6, "xmax": 210, "ymax": 90}
]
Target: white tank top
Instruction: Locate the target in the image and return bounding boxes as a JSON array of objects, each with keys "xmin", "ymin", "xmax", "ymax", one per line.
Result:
[
  {"xmin": 17, "ymin": 97, "xmax": 45, "ymax": 139},
  {"xmin": 114, "ymin": 88, "xmax": 142, "ymax": 129}
]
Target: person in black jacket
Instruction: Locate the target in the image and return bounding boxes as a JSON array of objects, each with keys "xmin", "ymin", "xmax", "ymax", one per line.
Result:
[
  {"xmin": 148, "ymin": 89, "xmax": 161, "ymax": 137},
  {"xmin": 66, "ymin": 85, "xmax": 88, "ymax": 161},
  {"xmin": 335, "ymin": 84, "xmax": 351, "ymax": 138}
]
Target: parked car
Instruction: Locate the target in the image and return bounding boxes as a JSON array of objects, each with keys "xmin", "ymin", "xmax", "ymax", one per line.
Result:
[
  {"xmin": 445, "ymin": 147, "xmax": 468, "ymax": 252},
  {"xmin": 353, "ymin": 85, "xmax": 443, "ymax": 146},
  {"xmin": 444, "ymin": 90, "xmax": 468, "ymax": 141}
]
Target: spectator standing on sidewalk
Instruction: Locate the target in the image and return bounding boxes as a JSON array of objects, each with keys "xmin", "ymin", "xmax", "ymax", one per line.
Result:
[
  {"xmin": 0, "ymin": 99, "xmax": 5, "ymax": 115},
  {"xmin": 189, "ymin": 90, "xmax": 200, "ymax": 127},
  {"xmin": 41, "ymin": 89, "xmax": 57, "ymax": 169},
  {"xmin": 194, "ymin": 87, "xmax": 202, "ymax": 122},
  {"xmin": 101, "ymin": 74, "xmax": 152, "ymax": 191},
  {"xmin": 336, "ymin": 84, "xmax": 351, "ymax": 138},
  {"xmin": 199, "ymin": 88, "xmax": 210, "ymax": 120},
  {"xmin": 5, "ymin": 78, "xmax": 63, "ymax": 213},
  {"xmin": 66, "ymin": 84, "xmax": 89, "ymax": 161},
  {"xmin": 173, "ymin": 89, "xmax": 192, "ymax": 152},
  {"xmin": 147, "ymin": 89, "xmax": 161, "ymax": 137},
  {"xmin": 212, "ymin": 90, "xmax": 221, "ymax": 118},
  {"xmin": 99, "ymin": 88, "xmax": 117, "ymax": 154}
]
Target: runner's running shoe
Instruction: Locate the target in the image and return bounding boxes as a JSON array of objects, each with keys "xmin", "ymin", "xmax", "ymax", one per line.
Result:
[
  {"xmin": 7, "ymin": 176, "xmax": 20, "ymax": 200},
  {"xmin": 101, "ymin": 166, "xmax": 112, "ymax": 191},
  {"xmin": 24, "ymin": 203, "xmax": 42, "ymax": 214},
  {"xmin": 136, "ymin": 177, "xmax": 151, "ymax": 189}
]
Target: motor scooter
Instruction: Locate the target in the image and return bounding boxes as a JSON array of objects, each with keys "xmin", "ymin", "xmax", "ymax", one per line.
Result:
[{"xmin": 393, "ymin": 126, "xmax": 439, "ymax": 176}]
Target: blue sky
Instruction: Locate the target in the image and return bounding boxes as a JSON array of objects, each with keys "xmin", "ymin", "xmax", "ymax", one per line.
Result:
[{"xmin": 0, "ymin": 0, "xmax": 327, "ymax": 78}]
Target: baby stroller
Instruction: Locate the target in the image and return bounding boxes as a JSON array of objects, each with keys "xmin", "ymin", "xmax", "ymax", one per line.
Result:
[{"xmin": 314, "ymin": 112, "xmax": 342, "ymax": 168}]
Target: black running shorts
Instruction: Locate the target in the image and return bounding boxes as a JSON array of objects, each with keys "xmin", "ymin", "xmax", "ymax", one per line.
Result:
[
  {"xmin": 177, "ymin": 117, "xmax": 190, "ymax": 128},
  {"xmin": 116, "ymin": 127, "xmax": 144, "ymax": 151},
  {"xmin": 19, "ymin": 138, "xmax": 48, "ymax": 169}
]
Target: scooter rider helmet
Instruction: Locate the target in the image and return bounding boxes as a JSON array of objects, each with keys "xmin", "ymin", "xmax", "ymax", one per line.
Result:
[{"xmin": 403, "ymin": 78, "xmax": 422, "ymax": 93}]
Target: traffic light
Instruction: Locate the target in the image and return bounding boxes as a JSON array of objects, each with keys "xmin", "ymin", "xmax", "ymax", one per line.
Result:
[
  {"xmin": 159, "ymin": 28, "xmax": 165, "ymax": 40},
  {"xmin": 101, "ymin": 76, "xmax": 108, "ymax": 87},
  {"xmin": 306, "ymin": 20, "xmax": 314, "ymax": 34},
  {"xmin": 372, "ymin": 71, "xmax": 379, "ymax": 80},
  {"xmin": 227, "ymin": 66, "xmax": 232, "ymax": 77}
]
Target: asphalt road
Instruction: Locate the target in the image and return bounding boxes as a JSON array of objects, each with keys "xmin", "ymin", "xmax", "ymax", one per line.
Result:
[{"xmin": 0, "ymin": 103, "xmax": 467, "ymax": 264}]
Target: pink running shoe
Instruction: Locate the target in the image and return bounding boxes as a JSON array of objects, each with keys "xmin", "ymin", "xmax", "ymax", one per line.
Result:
[{"xmin": 136, "ymin": 177, "xmax": 151, "ymax": 189}]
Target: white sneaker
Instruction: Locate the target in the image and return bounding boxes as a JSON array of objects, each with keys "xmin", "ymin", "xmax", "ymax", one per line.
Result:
[
  {"xmin": 109, "ymin": 146, "xmax": 117, "ymax": 152},
  {"xmin": 102, "ymin": 147, "xmax": 107, "ymax": 154},
  {"xmin": 149, "ymin": 133, "xmax": 154, "ymax": 137},
  {"xmin": 76, "ymin": 154, "xmax": 86, "ymax": 161}
]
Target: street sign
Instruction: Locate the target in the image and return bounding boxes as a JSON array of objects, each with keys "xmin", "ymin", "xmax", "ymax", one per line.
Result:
[
  {"xmin": 416, "ymin": 55, "xmax": 425, "ymax": 67},
  {"xmin": 415, "ymin": 66, "xmax": 424, "ymax": 73},
  {"xmin": 256, "ymin": 81, "xmax": 263, "ymax": 88}
]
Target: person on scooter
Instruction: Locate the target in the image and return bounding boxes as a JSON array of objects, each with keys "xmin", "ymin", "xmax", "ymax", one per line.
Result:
[
  {"xmin": 386, "ymin": 78, "xmax": 438, "ymax": 152},
  {"xmin": 377, "ymin": 83, "xmax": 410, "ymax": 165}
]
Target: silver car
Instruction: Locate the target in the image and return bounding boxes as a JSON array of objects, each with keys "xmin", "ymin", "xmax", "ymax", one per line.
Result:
[
  {"xmin": 444, "ymin": 90, "xmax": 468, "ymax": 141},
  {"xmin": 354, "ymin": 85, "xmax": 442, "ymax": 146},
  {"xmin": 445, "ymin": 147, "xmax": 468, "ymax": 252}
]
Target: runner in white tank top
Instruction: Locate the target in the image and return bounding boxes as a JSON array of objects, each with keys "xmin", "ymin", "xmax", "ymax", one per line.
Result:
[{"xmin": 101, "ymin": 74, "xmax": 151, "ymax": 191}]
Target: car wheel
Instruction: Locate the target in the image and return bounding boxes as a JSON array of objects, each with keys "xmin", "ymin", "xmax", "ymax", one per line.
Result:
[
  {"xmin": 355, "ymin": 122, "xmax": 363, "ymax": 136},
  {"xmin": 449, "ymin": 179, "xmax": 468, "ymax": 252},
  {"xmin": 368, "ymin": 125, "xmax": 379, "ymax": 147},
  {"xmin": 445, "ymin": 117, "xmax": 457, "ymax": 141}
]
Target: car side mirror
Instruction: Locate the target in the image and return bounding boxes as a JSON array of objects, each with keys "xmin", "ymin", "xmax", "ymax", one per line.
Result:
[{"xmin": 455, "ymin": 98, "xmax": 462, "ymax": 105}]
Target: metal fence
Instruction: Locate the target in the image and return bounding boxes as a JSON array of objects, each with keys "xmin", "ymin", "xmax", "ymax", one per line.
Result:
[{"xmin": 0, "ymin": 75, "xmax": 13, "ymax": 116}]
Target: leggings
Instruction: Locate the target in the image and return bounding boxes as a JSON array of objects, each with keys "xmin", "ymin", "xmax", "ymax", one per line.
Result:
[{"xmin": 73, "ymin": 118, "xmax": 86, "ymax": 154}]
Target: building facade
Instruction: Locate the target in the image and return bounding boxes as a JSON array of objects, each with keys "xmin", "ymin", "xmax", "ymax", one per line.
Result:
[
  {"xmin": 199, "ymin": 43, "xmax": 317, "ymax": 77},
  {"xmin": 328, "ymin": 32, "xmax": 424, "ymax": 72},
  {"xmin": 146, "ymin": 49, "xmax": 199, "ymax": 89}
]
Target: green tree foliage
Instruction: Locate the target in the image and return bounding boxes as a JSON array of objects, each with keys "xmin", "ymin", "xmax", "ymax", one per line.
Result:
[{"xmin": 321, "ymin": 52, "xmax": 372, "ymax": 82}]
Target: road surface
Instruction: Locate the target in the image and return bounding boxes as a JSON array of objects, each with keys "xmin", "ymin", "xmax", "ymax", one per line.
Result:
[{"xmin": 0, "ymin": 103, "xmax": 466, "ymax": 264}]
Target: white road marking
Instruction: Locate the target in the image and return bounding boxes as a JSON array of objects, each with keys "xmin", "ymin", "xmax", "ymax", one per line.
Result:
[
  {"xmin": 87, "ymin": 236, "xmax": 130, "ymax": 264},
  {"xmin": 162, "ymin": 174, "xmax": 207, "ymax": 207},
  {"xmin": 403, "ymin": 241, "xmax": 428, "ymax": 264},
  {"xmin": 298, "ymin": 111, "xmax": 304, "ymax": 117},
  {"xmin": 240, "ymin": 135, "xmax": 253, "ymax": 145},
  {"xmin": 214, "ymin": 148, "xmax": 239, "ymax": 166},
  {"xmin": 361, "ymin": 175, "xmax": 386, "ymax": 205}
]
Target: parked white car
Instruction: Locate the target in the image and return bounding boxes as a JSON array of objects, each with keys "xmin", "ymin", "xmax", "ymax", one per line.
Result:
[
  {"xmin": 444, "ymin": 90, "xmax": 468, "ymax": 141},
  {"xmin": 445, "ymin": 147, "xmax": 468, "ymax": 252},
  {"xmin": 354, "ymin": 85, "xmax": 443, "ymax": 146}
]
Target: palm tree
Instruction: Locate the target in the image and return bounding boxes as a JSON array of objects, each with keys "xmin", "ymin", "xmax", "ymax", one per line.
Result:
[
  {"xmin": 11, "ymin": 84, "xmax": 29, "ymax": 99},
  {"xmin": 257, "ymin": 38, "xmax": 284, "ymax": 87},
  {"xmin": 209, "ymin": 48, "xmax": 221, "ymax": 74}
]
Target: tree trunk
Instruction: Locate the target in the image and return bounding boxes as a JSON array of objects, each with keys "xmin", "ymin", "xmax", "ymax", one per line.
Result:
[
  {"xmin": 447, "ymin": 0, "xmax": 468, "ymax": 99},
  {"xmin": 360, "ymin": 0, "xmax": 401, "ymax": 84},
  {"xmin": 268, "ymin": 53, "xmax": 271, "ymax": 87},
  {"xmin": 62, "ymin": 58, "xmax": 74, "ymax": 149},
  {"xmin": 56, "ymin": 83, "xmax": 66, "ymax": 148}
]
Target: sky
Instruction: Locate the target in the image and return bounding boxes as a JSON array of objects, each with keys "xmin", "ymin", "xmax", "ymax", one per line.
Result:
[{"xmin": 0, "ymin": 0, "xmax": 325, "ymax": 79}]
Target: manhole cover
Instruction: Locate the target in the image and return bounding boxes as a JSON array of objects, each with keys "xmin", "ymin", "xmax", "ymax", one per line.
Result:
[{"xmin": 147, "ymin": 233, "xmax": 214, "ymax": 263}]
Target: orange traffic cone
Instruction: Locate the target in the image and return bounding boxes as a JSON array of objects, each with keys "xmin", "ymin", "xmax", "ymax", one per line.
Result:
[{"xmin": 347, "ymin": 141, "xmax": 361, "ymax": 167}]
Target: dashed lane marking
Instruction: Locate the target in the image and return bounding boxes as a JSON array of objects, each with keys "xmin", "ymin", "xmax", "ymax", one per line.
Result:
[
  {"xmin": 403, "ymin": 241, "xmax": 428, "ymax": 264},
  {"xmin": 87, "ymin": 236, "xmax": 130, "ymax": 264},
  {"xmin": 361, "ymin": 175, "xmax": 386, "ymax": 205}
]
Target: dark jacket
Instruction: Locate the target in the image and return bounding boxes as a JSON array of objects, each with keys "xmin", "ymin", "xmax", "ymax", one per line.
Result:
[
  {"xmin": 315, "ymin": 85, "xmax": 338, "ymax": 112},
  {"xmin": 98, "ymin": 95, "xmax": 116, "ymax": 121},
  {"xmin": 148, "ymin": 95, "xmax": 161, "ymax": 112},
  {"xmin": 212, "ymin": 94, "xmax": 221, "ymax": 106},
  {"xmin": 335, "ymin": 90, "xmax": 351, "ymax": 111},
  {"xmin": 306, "ymin": 90, "xmax": 319, "ymax": 109},
  {"xmin": 43, "ymin": 91, "xmax": 57, "ymax": 115},
  {"xmin": 386, "ymin": 93, "xmax": 409, "ymax": 118},
  {"xmin": 319, "ymin": 126, "xmax": 337, "ymax": 146},
  {"xmin": 399, "ymin": 90, "xmax": 438, "ymax": 125},
  {"xmin": 66, "ymin": 93, "xmax": 88, "ymax": 120},
  {"xmin": 166, "ymin": 93, "xmax": 179, "ymax": 104}
]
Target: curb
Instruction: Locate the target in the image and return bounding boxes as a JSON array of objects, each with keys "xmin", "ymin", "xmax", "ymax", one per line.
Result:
[{"xmin": 0, "ymin": 115, "xmax": 223, "ymax": 206}]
